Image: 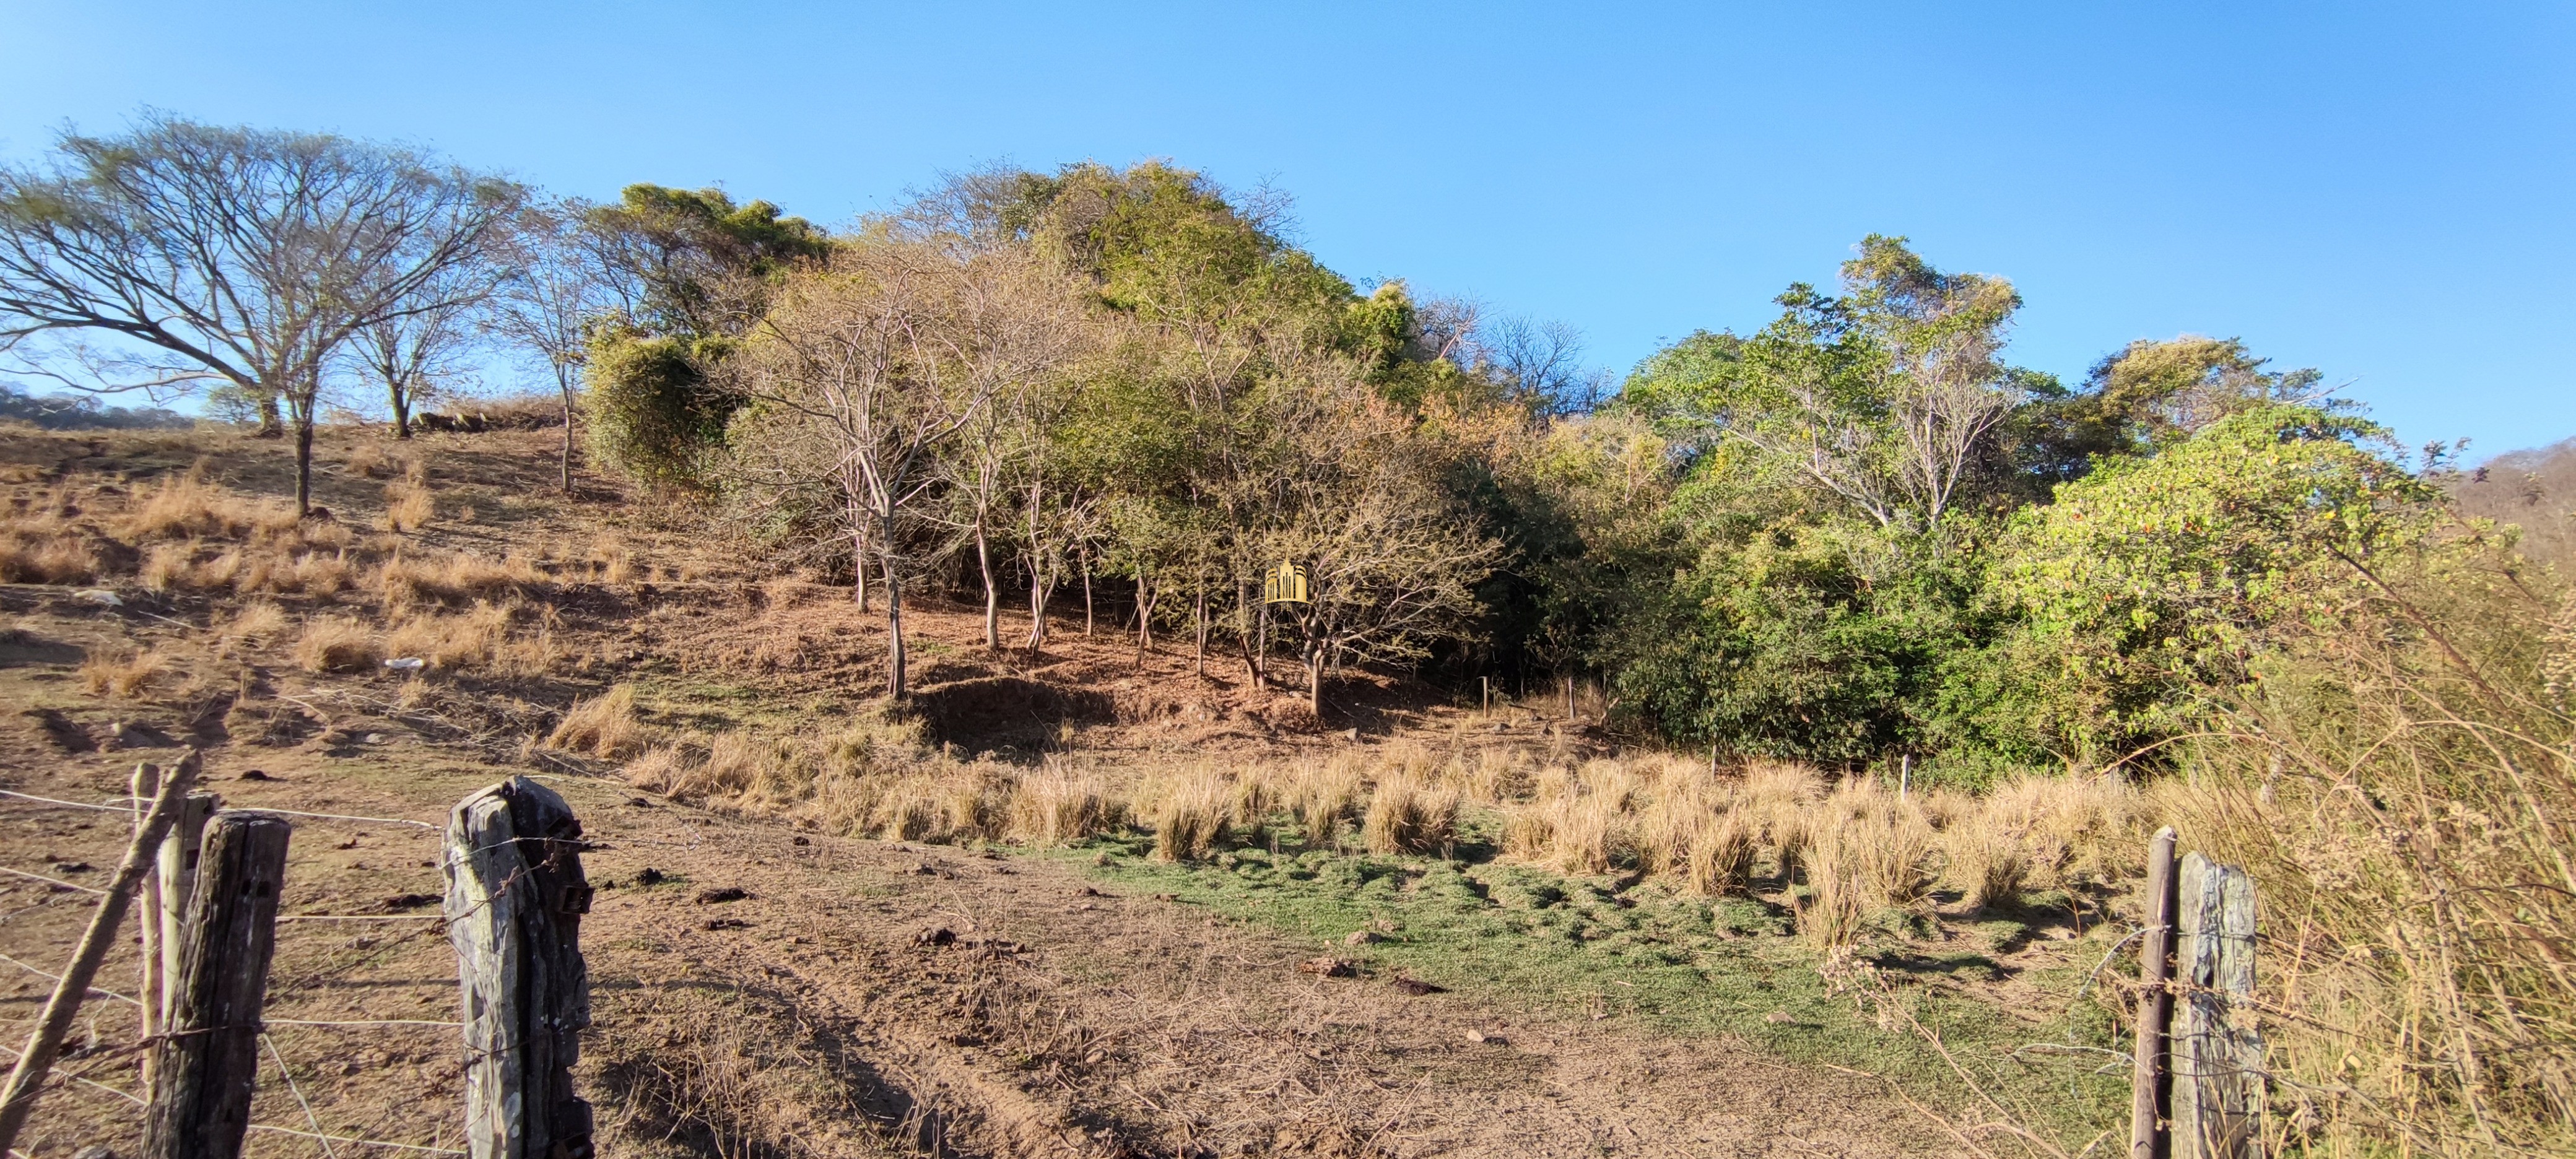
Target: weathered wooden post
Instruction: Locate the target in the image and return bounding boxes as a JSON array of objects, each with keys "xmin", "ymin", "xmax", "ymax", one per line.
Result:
[
  {"xmin": 143, "ymin": 809, "xmax": 292, "ymax": 1159},
  {"xmin": 0, "ymin": 753, "xmax": 199, "ymax": 1157},
  {"xmin": 446, "ymin": 777, "xmax": 594, "ymax": 1159},
  {"xmin": 2171, "ymin": 852, "xmax": 2263, "ymax": 1159},
  {"xmin": 2131, "ymin": 827, "xmax": 2179, "ymax": 1159}
]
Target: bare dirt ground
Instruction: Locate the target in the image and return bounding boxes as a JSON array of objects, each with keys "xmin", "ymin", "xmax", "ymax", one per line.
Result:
[{"xmin": 0, "ymin": 423, "xmax": 1958, "ymax": 1158}]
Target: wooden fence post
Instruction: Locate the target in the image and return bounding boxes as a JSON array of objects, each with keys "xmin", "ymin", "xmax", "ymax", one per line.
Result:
[
  {"xmin": 445, "ymin": 776, "xmax": 594, "ymax": 1159},
  {"xmin": 2130, "ymin": 827, "xmax": 2178, "ymax": 1159},
  {"xmin": 2171, "ymin": 852, "xmax": 2263, "ymax": 1159},
  {"xmin": 144, "ymin": 809, "xmax": 291, "ymax": 1159},
  {"xmin": 0, "ymin": 752, "xmax": 199, "ymax": 1157}
]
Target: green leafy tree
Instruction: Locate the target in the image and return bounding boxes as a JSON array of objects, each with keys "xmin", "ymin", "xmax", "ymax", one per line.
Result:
[{"xmin": 1986, "ymin": 403, "xmax": 2439, "ymax": 758}]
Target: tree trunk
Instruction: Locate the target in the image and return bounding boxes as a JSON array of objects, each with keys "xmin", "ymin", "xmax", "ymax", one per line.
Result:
[
  {"xmin": 1028, "ymin": 566, "xmax": 1048, "ymax": 654},
  {"xmin": 1081, "ymin": 550, "xmax": 1094, "ymax": 636},
  {"xmin": 557, "ymin": 370, "xmax": 575, "ymax": 492},
  {"xmin": 1134, "ymin": 570, "xmax": 1155, "ymax": 667},
  {"xmin": 1308, "ymin": 645, "xmax": 1323, "ymax": 719},
  {"xmin": 1194, "ymin": 586, "xmax": 1207, "ymax": 676},
  {"xmin": 292, "ymin": 417, "xmax": 315, "ymax": 518},
  {"xmin": 977, "ymin": 519, "xmax": 998, "ymax": 649},
  {"xmin": 1256, "ymin": 599, "xmax": 1269, "ymax": 684},
  {"xmin": 389, "ymin": 378, "xmax": 414, "ymax": 440},
  {"xmin": 882, "ymin": 547, "xmax": 907, "ymax": 701}
]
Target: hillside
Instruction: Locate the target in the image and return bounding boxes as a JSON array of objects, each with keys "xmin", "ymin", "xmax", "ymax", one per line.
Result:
[
  {"xmin": 0, "ymin": 421, "xmax": 2172, "ymax": 1158},
  {"xmin": 2453, "ymin": 438, "xmax": 2576, "ymax": 568}
]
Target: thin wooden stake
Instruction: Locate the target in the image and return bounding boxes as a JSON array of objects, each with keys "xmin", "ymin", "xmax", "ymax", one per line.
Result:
[
  {"xmin": 133, "ymin": 763, "xmax": 164, "ymax": 1085},
  {"xmin": 446, "ymin": 777, "xmax": 593, "ymax": 1159},
  {"xmin": 145, "ymin": 807, "xmax": 292, "ymax": 1159},
  {"xmin": 0, "ymin": 750, "xmax": 200, "ymax": 1156},
  {"xmin": 155, "ymin": 791, "xmax": 219, "ymax": 1023},
  {"xmin": 2132, "ymin": 826, "xmax": 2178, "ymax": 1159}
]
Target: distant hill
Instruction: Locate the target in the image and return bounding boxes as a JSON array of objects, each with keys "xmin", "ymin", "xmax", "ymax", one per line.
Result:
[
  {"xmin": 0, "ymin": 384, "xmax": 193, "ymax": 431},
  {"xmin": 2453, "ymin": 438, "xmax": 2576, "ymax": 568}
]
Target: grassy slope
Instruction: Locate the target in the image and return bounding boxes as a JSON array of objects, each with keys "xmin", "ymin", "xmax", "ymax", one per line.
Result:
[{"xmin": 1059, "ymin": 814, "xmax": 2136, "ymax": 1149}]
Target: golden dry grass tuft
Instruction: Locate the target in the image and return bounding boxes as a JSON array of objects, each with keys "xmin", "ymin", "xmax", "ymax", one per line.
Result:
[
  {"xmin": 79, "ymin": 646, "xmax": 168, "ymax": 698},
  {"xmin": 1362, "ymin": 771, "xmax": 1460, "ymax": 856},
  {"xmin": 376, "ymin": 549, "xmax": 543, "ymax": 608},
  {"xmin": 1144, "ymin": 765, "xmax": 1230, "ymax": 862},
  {"xmin": 548, "ymin": 683, "xmax": 650, "ymax": 760},
  {"xmin": 1282, "ymin": 757, "xmax": 1364, "ymax": 846},
  {"xmin": 384, "ymin": 602, "xmax": 543, "ymax": 673},
  {"xmin": 292, "ymin": 615, "xmax": 383, "ymax": 673},
  {"xmin": 381, "ymin": 482, "xmax": 434, "ymax": 532},
  {"xmin": 1008, "ymin": 763, "xmax": 1123, "ymax": 846},
  {"xmin": 0, "ymin": 529, "xmax": 101, "ymax": 583},
  {"xmin": 218, "ymin": 602, "xmax": 289, "ymax": 653},
  {"xmin": 113, "ymin": 465, "xmax": 285, "ymax": 542}
]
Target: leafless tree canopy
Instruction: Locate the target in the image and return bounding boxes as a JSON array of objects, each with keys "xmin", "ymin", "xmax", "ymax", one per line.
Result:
[{"xmin": 0, "ymin": 113, "xmax": 520, "ymax": 510}]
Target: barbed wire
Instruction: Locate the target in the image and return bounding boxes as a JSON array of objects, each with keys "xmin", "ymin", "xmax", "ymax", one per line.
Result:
[
  {"xmin": 0, "ymin": 866, "xmax": 105, "ymax": 896},
  {"xmin": 0, "ymin": 789, "xmax": 130, "ymax": 814},
  {"xmin": 0, "ymin": 1043, "xmax": 467, "ymax": 1155}
]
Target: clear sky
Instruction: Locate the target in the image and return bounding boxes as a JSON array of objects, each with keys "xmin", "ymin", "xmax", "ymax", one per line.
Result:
[{"xmin": 3, "ymin": 1, "xmax": 2570, "ymax": 458}]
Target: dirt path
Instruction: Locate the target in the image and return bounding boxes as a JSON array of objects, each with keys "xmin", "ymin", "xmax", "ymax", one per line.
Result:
[{"xmin": 0, "ymin": 718, "xmax": 1952, "ymax": 1158}]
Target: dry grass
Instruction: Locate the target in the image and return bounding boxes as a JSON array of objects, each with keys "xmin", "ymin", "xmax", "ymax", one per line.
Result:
[
  {"xmin": 342, "ymin": 440, "xmax": 391, "ymax": 479},
  {"xmin": 381, "ymin": 482, "xmax": 434, "ymax": 532},
  {"xmin": 1794, "ymin": 824, "xmax": 1869, "ymax": 948},
  {"xmin": 2154, "ymin": 550, "xmax": 2576, "ymax": 1154},
  {"xmin": 112, "ymin": 465, "xmax": 284, "ymax": 541},
  {"xmin": 1008, "ymin": 763, "xmax": 1122, "ymax": 846},
  {"xmin": 1362, "ymin": 771, "xmax": 1460, "ymax": 856},
  {"xmin": 219, "ymin": 602, "xmax": 289, "ymax": 653},
  {"xmin": 384, "ymin": 602, "xmax": 546, "ymax": 674},
  {"xmin": 548, "ymin": 683, "xmax": 650, "ymax": 760},
  {"xmin": 79, "ymin": 646, "xmax": 168, "ymax": 698},
  {"xmin": 1144, "ymin": 766, "xmax": 1230, "ymax": 862},
  {"xmin": 292, "ymin": 615, "xmax": 383, "ymax": 673},
  {"xmin": 376, "ymin": 549, "xmax": 543, "ymax": 608},
  {"xmin": 1283, "ymin": 757, "xmax": 1363, "ymax": 846},
  {"xmin": 0, "ymin": 529, "xmax": 100, "ymax": 583}
]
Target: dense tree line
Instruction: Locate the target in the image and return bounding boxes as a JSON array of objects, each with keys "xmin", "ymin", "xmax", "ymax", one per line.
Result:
[{"xmin": 0, "ymin": 116, "xmax": 2501, "ymax": 782}]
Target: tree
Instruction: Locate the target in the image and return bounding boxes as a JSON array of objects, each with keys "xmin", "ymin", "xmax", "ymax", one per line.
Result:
[
  {"xmin": 349, "ymin": 258, "xmax": 494, "ymax": 439},
  {"xmin": 1635, "ymin": 236, "xmax": 2039, "ymax": 534},
  {"xmin": 0, "ymin": 115, "xmax": 520, "ymax": 513},
  {"xmin": 718, "ymin": 233, "xmax": 1086, "ymax": 700},
  {"xmin": 586, "ymin": 185, "xmax": 825, "ymax": 337},
  {"xmin": 580, "ymin": 186, "xmax": 827, "ymax": 487},
  {"xmin": 1988, "ymin": 404, "xmax": 2437, "ymax": 758},
  {"xmin": 493, "ymin": 198, "xmax": 617, "ymax": 488},
  {"xmin": 1266, "ymin": 404, "xmax": 1502, "ymax": 716},
  {"xmin": 2083, "ymin": 334, "xmax": 2334, "ymax": 448}
]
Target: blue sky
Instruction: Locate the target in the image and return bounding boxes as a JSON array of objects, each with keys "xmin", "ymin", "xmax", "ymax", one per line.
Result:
[{"xmin": 4, "ymin": 1, "xmax": 2570, "ymax": 458}]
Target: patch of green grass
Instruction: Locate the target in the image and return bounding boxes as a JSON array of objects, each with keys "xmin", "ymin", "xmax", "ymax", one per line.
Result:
[{"xmin": 1050, "ymin": 824, "xmax": 2132, "ymax": 1149}]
